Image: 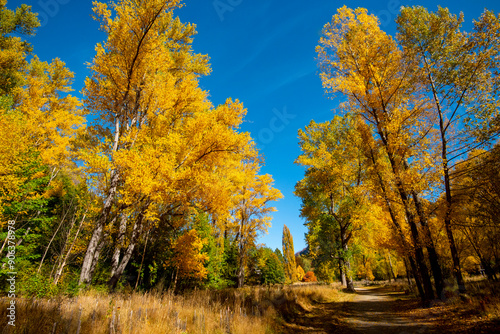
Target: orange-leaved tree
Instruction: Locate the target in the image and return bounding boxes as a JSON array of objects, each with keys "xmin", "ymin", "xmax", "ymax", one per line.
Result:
[
  {"xmin": 170, "ymin": 229, "xmax": 209, "ymax": 288},
  {"xmin": 302, "ymin": 271, "xmax": 317, "ymax": 282}
]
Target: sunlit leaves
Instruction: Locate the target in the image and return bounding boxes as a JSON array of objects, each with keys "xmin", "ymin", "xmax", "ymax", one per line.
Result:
[
  {"xmin": 78, "ymin": 0, "xmax": 281, "ymax": 287},
  {"xmin": 282, "ymin": 224, "xmax": 297, "ymax": 283},
  {"xmin": 170, "ymin": 229, "xmax": 209, "ymax": 280}
]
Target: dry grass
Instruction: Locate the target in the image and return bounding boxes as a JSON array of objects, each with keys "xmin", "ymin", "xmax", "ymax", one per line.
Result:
[
  {"xmin": 447, "ymin": 278, "xmax": 500, "ymax": 320},
  {"xmin": 387, "ymin": 279, "xmax": 500, "ymax": 333},
  {"xmin": 0, "ymin": 283, "xmax": 348, "ymax": 334}
]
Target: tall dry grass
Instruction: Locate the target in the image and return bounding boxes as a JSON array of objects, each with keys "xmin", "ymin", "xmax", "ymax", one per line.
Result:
[{"xmin": 0, "ymin": 283, "xmax": 348, "ymax": 334}]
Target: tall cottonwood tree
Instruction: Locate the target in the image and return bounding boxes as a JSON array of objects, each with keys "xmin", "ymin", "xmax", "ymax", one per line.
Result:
[
  {"xmin": 317, "ymin": 6, "xmax": 444, "ymax": 302},
  {"xmin": 295, "ymin": 115, "xmax": 366, "ymax": 291},
  {"xmin": 80, "ymin": 0, "xmax": 257, "ymax": 288},
  {"xmin": 396, "ymin": 6, "xmax": 500, "ymax": 293},
  {"xmin": 1, "ymin": 1, "xmax": 83, "ymax": 214},
  {"xmin": 231, "ymin": 163, "xmax": 282, "ymax": 287}
]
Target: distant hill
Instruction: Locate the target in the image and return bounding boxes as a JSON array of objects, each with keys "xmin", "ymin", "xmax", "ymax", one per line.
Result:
[{"xmin": 295, "ymin": 246, "xmax": 309, "ymax": 257}]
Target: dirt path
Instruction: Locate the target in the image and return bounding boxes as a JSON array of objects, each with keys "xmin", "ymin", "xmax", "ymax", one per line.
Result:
[
  {"xmin": 340, "ymin": 286, "xmax": 433, "ymax": 333},
  {"xmin": 282, "ymin": 286, "xmax": 435, "ymax": 334}
]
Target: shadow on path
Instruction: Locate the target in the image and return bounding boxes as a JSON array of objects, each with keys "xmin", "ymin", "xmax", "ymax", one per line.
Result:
[
  {"xmin": 282, "ymin": 286, "xmax": 434, "ymax": 334},
  {"xmin": 339, "ymin": 287, "xmax": 433, "ymax": 333}
]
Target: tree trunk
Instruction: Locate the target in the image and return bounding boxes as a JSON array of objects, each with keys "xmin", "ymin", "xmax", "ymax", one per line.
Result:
[
  {"xmin": 237, "ymin": 217, "xmax": 246, "ymax": 288},
  {"xmin": 14, "ymin": 227, "xmax": 30, "ymax": 247},
  {"xmin": 387, "ymin": 251, "xmax": 396, "ymax": 282},
  {"xmin": 237, "ymin": 237, "xmax": 246, "ymax": 287},
  {"xmin": 79, "ymin": 179, "xmax": 117, "ymax": 285},
  {"xmin": 365, "ymin": 140, "xmax": 426, "ymax": 299},
  {"xmin": 339, "ymin": 258, "xmax": 346, "ymax": 286},
  {"xmin": 172, "ymin": 267, "xmax": 179, "ymax": 292},
  {"xmin": 134, "ymin": 229, "xmax": 150, "ymax": 290},
  {"xmin": 87, "ymin": 236, "xmax": 107, "ymax": 284},
  {"xmin": 411, "ymin": 190, "xmax": 445, "ymax": 299},
  {"xmin": 425, "ymin": 63, "xmax": 466, "ymax": 294},
  {"xmin": 50, "ymin": 212, "xmax": 80, "ymax": 279},
  {"xmin": 444, "ymin": 214, "xmax": 466, "ymax": 292},
  {"xmin": 108, "ymin": 209, "xmax": 146, "ymax": 290},
  {"xmin": 237, "ymin": 262, "xmax": 245, "ymax": 288},
  {"xmin": 340, "ymin": 226, "xmax": 355, "ymax": 292},
  {"xmin": 384, "ymin": 251, "xmax": 394, "ymax": 282},
  {"xmin": 464, "ymin": 227, "xmax": 498, "ymax": 281},
  {"xmin": 111, "ymin": 214, "xmax": 127, "ymax": 279},
  {"xmin": 38, "ymin": 201, "xmax": 74, "ymax": 273},
  {"xmin": 53, "ymin": 213, "xmax": 86, "ymax": 285},
  {"xmin": 343, "ymin": 252, "xmax": 355, "ymax": 292},
  {"xmin": 403, "ymin": 256, "xmax": 413, "ymax": 286},
  {"xmin": 406, "ymin": 213, "xmax": 435, "ymax": 303},
  {"xmin": 80, "ymin": 116, "xmax": 122, "ymax": 286},
  {"xmin": 388, "ymin": 158, "xmax": 435, "ymax": 302}
]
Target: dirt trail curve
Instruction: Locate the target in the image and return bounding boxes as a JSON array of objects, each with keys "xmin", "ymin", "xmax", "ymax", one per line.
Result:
[
  {"xmin": 341, "ymin": 287, "xmax": 433, "ymax": 333},
  {"xmin": 283, "ymin": 286, "xmax": 435, "ymax": 334}
]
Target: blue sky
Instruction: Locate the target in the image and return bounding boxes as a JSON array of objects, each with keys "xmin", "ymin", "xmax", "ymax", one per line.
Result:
[{"xmin": 17, "ymin": 0, "xmax": 500, "ymax": 253}]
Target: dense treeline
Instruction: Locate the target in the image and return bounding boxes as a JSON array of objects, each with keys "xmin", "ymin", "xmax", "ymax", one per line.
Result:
[
  {"xmin": 0, "ymin": 0, "xmax": 288, "ymax": 295},
  {"xmin": 295, "ymin": 6, "xmax": 500, "ymax": 304},
  {"xmin": 1, "ymin": 0, "xmax": 500, "ymax": 301}
]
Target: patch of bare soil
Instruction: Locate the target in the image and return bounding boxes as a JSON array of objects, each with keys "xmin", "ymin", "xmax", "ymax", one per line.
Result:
[{"xmin": 280, "ymin": 285, "xmax": 500, "ymax": 334}]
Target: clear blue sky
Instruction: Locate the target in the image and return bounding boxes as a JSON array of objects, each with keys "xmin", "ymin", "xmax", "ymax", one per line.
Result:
[{"xmin": 17, "ymin": 0, "xmax": 500, "ymax": 253}]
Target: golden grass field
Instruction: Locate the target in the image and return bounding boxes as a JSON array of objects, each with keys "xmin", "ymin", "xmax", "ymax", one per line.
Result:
[
  {"xmin": 0, "ymin": 283, "xmax": 349, "ymax": 334},
  {"xmin": 1, "ymin": 279, "xmax": 499, "ymax": 333}
]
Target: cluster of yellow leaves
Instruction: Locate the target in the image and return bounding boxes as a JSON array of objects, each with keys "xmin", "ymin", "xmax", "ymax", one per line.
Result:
[
  {"xmin": 14, "ymin": 57, "xmax": 84, "ymax": 169},
  {"xmin": 295, "ymin": 114, "xmax": 370, "ymax": 234},
  {"xmin": 296, "ymin": 265, "xmax": 305, "ymax": 281},
  {"xmin": 171, "ymin": 229, "xmax": 209, "ymax": 280},
  {"xmin": 0, "ymin": 110, "xmax": 28, "ymax": 211},
  {"xmin": 230, "ymin": 163, "xmax": 282, "ymax": 236},
  {"xmin": 317, "ymin": 6, "xmax": 402, "ymax": 102},
  {"xmin": 0, "ymin": 58, "xmax": 84, "ymax": 223},
  {"xmin": 83, "ymin": 0, "xmax": 259, "ymax": 223}
]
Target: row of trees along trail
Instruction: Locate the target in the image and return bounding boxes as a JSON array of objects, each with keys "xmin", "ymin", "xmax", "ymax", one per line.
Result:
[
  {"xmin": 0, "ymin": 0, "xmax": 285, "ymax": 294},
  {"xmin": 295, "ymin": 6, "xmax": 500, "ymax": 305},
  {"xmin": 1, "ymin": 1, "xmax": 500, "ymax": 299}
]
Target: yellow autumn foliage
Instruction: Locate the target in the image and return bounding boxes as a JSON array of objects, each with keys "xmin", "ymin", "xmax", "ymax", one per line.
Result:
[{"xmin": 171, "ymin": 229, "xmax": 209, "ymax": 280}]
